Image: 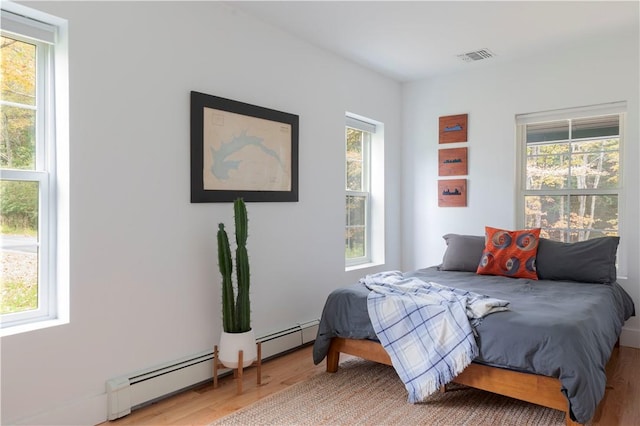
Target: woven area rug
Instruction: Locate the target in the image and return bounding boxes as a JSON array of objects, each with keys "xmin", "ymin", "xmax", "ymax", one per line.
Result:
[{"xmin": 210, "ymin": 359, "xmax": 565, "ymax": 425}]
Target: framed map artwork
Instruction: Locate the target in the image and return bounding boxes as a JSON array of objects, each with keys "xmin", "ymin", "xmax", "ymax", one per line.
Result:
[{"xmin": 190, "ymin": 91, "xmax": 299, "ymax": 202}]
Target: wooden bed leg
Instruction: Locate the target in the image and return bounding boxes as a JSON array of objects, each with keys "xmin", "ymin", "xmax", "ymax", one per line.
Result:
[
  {"xmin": 327, "ymin": 348, "xmax": 340, "ymax": 373},
  {"xmin": 439, "ymin": 385, "xmax": 447, "ymax": 393}
]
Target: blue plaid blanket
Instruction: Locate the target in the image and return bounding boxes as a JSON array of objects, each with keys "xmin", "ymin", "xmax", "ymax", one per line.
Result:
[{"xmin": 361, "ymin": 271, "xmax": 509, "ymax": 403}]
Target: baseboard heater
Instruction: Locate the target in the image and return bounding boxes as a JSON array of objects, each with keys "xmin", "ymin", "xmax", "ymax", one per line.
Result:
[{"xmin": 106, "ymin": 319, "xmax": 320, "ymax": 420}]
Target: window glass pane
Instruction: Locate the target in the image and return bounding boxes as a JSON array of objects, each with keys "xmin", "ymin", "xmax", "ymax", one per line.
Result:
[
  {"xmin": 567, "ymin": 229, "xmax": 612, "ymax": 243},
  {"xmin": 524, "ymin": 194, "xmax": 567, "ymax": 233},
  {"xmin": 526, "ymin": 152, "xmax": 569, "ymax": 190},
  {"xmin": 526, "ymin": 142, "xmax": 570, "ymax": 156},
  {"xmin": 0, "ymin": 180, "xmax": 39, "ymax": 314},
  {"xmin": 526, "ymin": 120, "xmax": 569, "ymax": 143},
  {"xmin": 346, "ymin": 128, "xmax": 363, "ymax": 191},
  {"xmin": 1, "ymin": 36, "xmax": 37, "ymax": 105},
  {"xmin": 540, "ymin": 228, "xmax": 566, "ymax": 241},
  {"xmin": 569, "ymin": 139, "xmax": 619, "ymax": 190},
  {"xmin": 345, "ymin": 195, "xmax": 366, "ymax": 259},
  {"xmin": 345, "ymin": 226, "xmax": 365, "ymax": 259},
  {"xmin": 523, "ymin": 110, "xmax": 621, "ymax": 246},
  {"xmin": 572, "ymin": 115, "xmax": 619, "ymax": 139},
  {"xmin": 568, "ymin": 194, "xmax": 618, "ymax": 235},
  {"xmin": 346, "ymin": 195, "xmax": 365, "ymax": 226},
  {"xmin": 0, "ymin": 105, "xmax": 36, "ymax": 169},
  {"xmin": 525, "ymin": 193, "xmax": 618, "ymax": 243},
  {"xmin": 1, "ymin": 249, "xmax": 39, "ymax": 314},
  {"xmin": 345, "ymin": 116, "xmax": 374, "ymax": 264}
]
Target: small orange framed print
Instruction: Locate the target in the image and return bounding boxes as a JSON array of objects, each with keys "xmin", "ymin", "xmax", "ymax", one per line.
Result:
[
  {"xmin": 438, "ymin": 147, "xmax": 468, "ymax": 176},
  {"xmin": 439, "ymin": 114, "xmax": 468, "ymax": 144},
  {"xmin": 438, "ymin": 179, "xmax": 467, "ymax": 207}
]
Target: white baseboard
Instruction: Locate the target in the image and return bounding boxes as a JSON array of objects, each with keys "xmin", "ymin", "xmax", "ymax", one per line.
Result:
[
  {"xmin": 9, "ymin": 323, "xmax": 637, "ymax": 425},
  {"xmin": 11, "ymin": 393, "xmax": 107, "ymax": 426},
  {"xmin": 620, "ymin": 326, "xmax": 640, "ymax": 348}
]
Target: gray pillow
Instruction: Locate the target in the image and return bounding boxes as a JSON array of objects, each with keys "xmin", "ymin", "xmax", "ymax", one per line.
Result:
[
  {"xmin": 440, "ymin": 234, "xmax": 485, "ymax": 272},
  {"xmin": 536, "ymin": 237, "xmax": 619, "ymax": 284}
]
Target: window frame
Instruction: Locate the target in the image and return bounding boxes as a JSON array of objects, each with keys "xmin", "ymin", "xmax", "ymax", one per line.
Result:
[
  {"xmin": 1, "ymin": 4, "xmax": 67, "ymax": 332},
  {"xmin": 516, "ymin": 102, "xmax": 626, "ymax": 274},
  {"xmin": 345, "ymin": 127, "xmax": 371, "ymax": 266},
  {"xmin": 345, "ymin": 114, "xmax": 379, "ymax": 268}
]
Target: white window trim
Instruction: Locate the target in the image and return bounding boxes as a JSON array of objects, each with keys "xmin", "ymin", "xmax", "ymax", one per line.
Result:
[
  {"xmin": 515, "ymin": 102, "xmax": 626, "ymax": 277},
  {"xmin": 1, "ymin": 2, "xmax": 69, "ymax": 335}
]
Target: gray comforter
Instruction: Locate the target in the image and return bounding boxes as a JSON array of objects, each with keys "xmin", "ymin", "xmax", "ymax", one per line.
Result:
[{"xmin": 312, "ymin": 267, "xmax": 635, "ymax": 424}]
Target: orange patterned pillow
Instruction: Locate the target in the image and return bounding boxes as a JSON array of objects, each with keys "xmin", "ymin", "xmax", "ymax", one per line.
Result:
[{"xmin": 476, "ymin": 227, "xmax": 540, "ymax": 280}]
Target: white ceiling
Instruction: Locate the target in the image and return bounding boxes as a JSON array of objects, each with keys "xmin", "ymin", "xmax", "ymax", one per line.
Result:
[{"xmin": 228, "ymin": 1, "xmax": 639, "ymax": 82}]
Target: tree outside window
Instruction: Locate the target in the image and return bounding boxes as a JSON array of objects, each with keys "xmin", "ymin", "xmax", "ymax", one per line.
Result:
[{"xmin": 522, "ymin": 114, "xmax": 621, "ymax": 242}]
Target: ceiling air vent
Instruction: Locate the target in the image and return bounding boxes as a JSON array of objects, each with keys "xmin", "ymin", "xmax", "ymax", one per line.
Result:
[{"xmin": 457, "ymin": 49, "xmax": 496, "ymax": 62}]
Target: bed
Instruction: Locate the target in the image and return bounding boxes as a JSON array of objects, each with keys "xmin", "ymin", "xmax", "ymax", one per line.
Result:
[{"xmin": 313, "ymin": 233, "xmax": 635, "ymax": 426}]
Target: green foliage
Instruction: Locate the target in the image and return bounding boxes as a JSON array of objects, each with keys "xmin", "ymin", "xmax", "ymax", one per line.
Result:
[
  {"xmin": 345, "ymin": 195, "xmax": 366, "ymax": 259},
  {"xmin": 217, "ymin": 223, "xmax": 234, "ymax": 332},
  {"xmin": 1, "ymin": 36, "xmax": 39, "ymax": 234},
  {"xmin": 345, "ymin": 128, "xmax": 368, "ymax": 259},
  {"xmin": 0, "ymin": 280, "xmax": 37, "ymax": 315},
  {"xmin": 233, "ymin": 198, "xmax": 251, "ymax": 332},
  {"xmin": 1, "ymin": 36, "xmax": 37, "ymax": 105},
  {"xmin": 2, "ymin": 36, "xmax": 37, "ymax": 170},
  {"xmin": 0, "ymin": 180, "xmax": 38, "ymax": 232},
  {"xmin": 346, "ymin": 128, "xmax": 363, "ymax": 191},
  {"xmin": 217, "ymin": 198, "xmax": 251, "ymax": 333}
]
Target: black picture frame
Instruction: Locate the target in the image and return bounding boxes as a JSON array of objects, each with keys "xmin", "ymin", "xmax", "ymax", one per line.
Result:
[{"xmin": 190, "ymin": 91, "xmax": 299, "ymax": 202}]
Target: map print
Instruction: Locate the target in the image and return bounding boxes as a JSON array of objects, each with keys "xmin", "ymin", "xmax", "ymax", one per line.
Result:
[{"xmin": 203, "ymin": 107, "xmax": 291, "ymax": 191}]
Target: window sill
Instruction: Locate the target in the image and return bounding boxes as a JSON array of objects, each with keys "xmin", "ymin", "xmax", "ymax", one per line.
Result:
[
  {"xmin": 1, "ymin": 317, "xmax": 69, "ymax": 337},
  {"xmin": 345, "ymin": 261, "xmax": 384, "ymax": 272}
]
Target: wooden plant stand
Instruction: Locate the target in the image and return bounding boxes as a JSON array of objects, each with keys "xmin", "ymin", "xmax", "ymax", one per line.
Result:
[{"xmin": 213, "ymin": 342, "xmax": 262, "ymax": 395}]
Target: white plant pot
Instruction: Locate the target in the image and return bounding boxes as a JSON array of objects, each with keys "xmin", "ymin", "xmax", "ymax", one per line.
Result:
[{"xmin": 219, "ymin": 329, "xmax": 257, "ymax": 368}]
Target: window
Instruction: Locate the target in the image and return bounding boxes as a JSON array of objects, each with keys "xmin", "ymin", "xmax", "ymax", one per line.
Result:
[
  {"xmin": 1, "ymin": 6, "xmax": 68, "ymax": 331},
  {"xmin": 345, "ymin": 115, "xmax": 383, "ymax": 267},
  {"xmin": 517, "ymin": 104, "xmax": 624, "ymax": 243}
]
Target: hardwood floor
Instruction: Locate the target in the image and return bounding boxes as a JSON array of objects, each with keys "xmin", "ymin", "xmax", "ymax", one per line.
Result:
[{"xmin": 105, "ymin": 344, "xmax": 639, "ymax": 426}]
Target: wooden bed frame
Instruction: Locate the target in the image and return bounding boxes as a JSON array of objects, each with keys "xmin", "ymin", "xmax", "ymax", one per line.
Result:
[{"xmin": 326, "ymin": 337, "xmax": 583, "ymax": 426}]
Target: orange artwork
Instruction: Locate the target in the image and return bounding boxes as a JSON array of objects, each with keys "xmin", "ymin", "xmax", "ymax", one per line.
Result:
[
  {"xmin": 438, "ymin": 179, "xmax": 467, "ymax": 207},
  {"xmin": 439, "ymin": 114, "xmax": 468, "ymax": 143},
  {"xmin": 438, "ymin": 147, "xmax": 468, "ymax": 176}
]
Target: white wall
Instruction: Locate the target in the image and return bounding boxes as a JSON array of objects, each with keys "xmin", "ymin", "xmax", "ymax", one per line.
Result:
[
  {"xmin": 1, "ymin": 2, "xmax": 402, "ymax": 424},
  {"xmin": 4, "ymin": 2, "xmax": 638, "ymax": 424},
  {"xmin": 401, "ymin": 28, "xmax": 640, "ymax": 347}
]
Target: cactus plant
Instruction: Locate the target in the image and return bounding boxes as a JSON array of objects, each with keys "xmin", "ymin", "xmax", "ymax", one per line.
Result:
[{"xmin": 217, "ymin": 198, "xmax": 251, "ymax": 333}]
